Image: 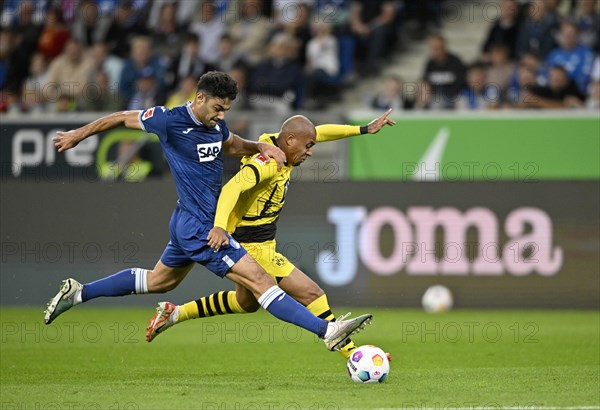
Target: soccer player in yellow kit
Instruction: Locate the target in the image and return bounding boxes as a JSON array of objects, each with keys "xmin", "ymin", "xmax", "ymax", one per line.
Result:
[{"xmin": 146, "ymin": 110, "xmax": 395, "ymax": 359}]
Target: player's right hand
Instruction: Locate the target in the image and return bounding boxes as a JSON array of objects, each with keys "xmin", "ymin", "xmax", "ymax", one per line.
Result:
[
  {"xmin": 207, "ymin": 226, "xmax": 229, "ymax": 251},
  {"xmin": 53, "ymin": 130, "xmax": 83, "ymax": 152},
  {"xmin": 257, "ymin": 142, "xmax": 286, "ymax": 171}
]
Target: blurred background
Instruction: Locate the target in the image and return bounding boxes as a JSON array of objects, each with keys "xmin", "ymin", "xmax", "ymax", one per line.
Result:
[{"xmin": 0, "ymin": 0, "xmax": 598, "ymax": 309}]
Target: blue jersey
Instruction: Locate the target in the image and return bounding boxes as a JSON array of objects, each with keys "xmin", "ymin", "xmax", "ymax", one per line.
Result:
[
  {"xmin": 138, "ymin": 103, "xmax": 231, "ymax": 225},
  {"xmin": 546, "ymin": 45, "xmax": 595, "ymax": 93}
]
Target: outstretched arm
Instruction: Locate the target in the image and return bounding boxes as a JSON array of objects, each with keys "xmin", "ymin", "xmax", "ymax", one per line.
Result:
[
  {"xmin": 223, "ymin": 133, "xmax": 286, "ymax": 170},
  {"xmin": 316, "ymin": 108, "xmax": 396, "ymax": 143},
  {"xmin": 53, "ymin": 111, "xmax": 142, "ymax": 152}
]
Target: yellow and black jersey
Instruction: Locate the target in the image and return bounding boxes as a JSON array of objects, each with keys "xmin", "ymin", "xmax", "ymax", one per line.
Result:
[{"xmin": 214, "ymin": 124, "xmax": 363, "ymax": 243}]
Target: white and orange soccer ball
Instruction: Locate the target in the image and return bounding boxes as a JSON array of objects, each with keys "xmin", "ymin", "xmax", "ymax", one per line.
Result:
[
  {"xmin": 346, "ymin": 345, "xmax": 389, "ymax": 383},
  {"xmin": 421, "ymin": 285, "xmax": 453, "ymax": 313}
]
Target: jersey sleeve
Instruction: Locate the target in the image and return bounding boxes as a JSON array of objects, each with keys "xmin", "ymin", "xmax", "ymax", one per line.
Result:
[
  {"xmin": 138, "ymin": 106, "xmax": 168, "ymax": 141},
  {"xmin": 219, "ymin": 120, "xmax": 232, "ymax": 143},
  {"xmin": 315, "ymin": 124, "xmax": 362, "ymax": 143}
]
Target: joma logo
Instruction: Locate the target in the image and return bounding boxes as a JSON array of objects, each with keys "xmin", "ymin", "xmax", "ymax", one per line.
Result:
[{"xmin": 317, "ymin": 206, "xmax": 563, "ymax": 286}]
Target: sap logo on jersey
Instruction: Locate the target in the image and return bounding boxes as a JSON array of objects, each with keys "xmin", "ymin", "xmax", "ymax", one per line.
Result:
[{"xmin": 197, "ymin": 142, "xmax": 221, "ymax": 162}]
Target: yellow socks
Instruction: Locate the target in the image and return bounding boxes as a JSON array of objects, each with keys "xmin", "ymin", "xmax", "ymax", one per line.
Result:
[
  {"xmin": 176, "ymin": 291, "xmax": 247, "ymax": 323},
  {"xmin": 306, "ymin": 294, "xmax": 357, "ymax": 359}
]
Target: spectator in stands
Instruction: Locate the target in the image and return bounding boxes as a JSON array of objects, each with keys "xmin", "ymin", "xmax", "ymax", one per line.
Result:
[
  {"xmin": 168, "ymin": 33, "xmax": 207, "ymax": 92},
  {"xmin": 190, "ymin": 0, "xmax": 226, "ymax": 66},
  {"xmin": 546, "ymin": 20, "xmax": 595, "ymax": 94},
  {"xmin": 104, "ymin": 1, "xmax": 149, "ymax": 59},
  {"xmin": 487, "ymin": 44, "xmax": 516, "ymax": 93},
  {"xmin": 303, "ymin": 21, "xmax": 340, "ymax": 108},
  {"xmin": 165, "ymin": 74, "xmax": 197, "ymax": 109},
  {"xmin": 544, "ymin": 0, "xmax": 564, "ymax": 24},
  {"xmin": 227, "ymin": 0, "xmax": 272, "ymax": 64},
  {"xmin": 36, "ymin": 7, "xmax": 70, "ymax": 63},
  {"xmin": 571, "ymin": 0, "xmax": 599, "ymax": 52},
  {"xmin": 119, "ymin": 36, "xmax": 165, "ymax": 107},
  {"xmin": 71, "ymin": 0, "xmax": 110, "ymax": 47},
  {"xmin": 151, "ymin": 2, "xmax": 185, "ymax": 64},
  {"xmin": 350, "ymin": 0, "xmax": 396, "ymax": 76},
  {"xmin": 505, "ymin": 63, "xmax": 538, "ymax": 105},
  {"xmin": 147, "ymin": 0, "xmax": 198, "ymax": 30},
  {"xmin": 0, "ymin": 30, "xmax": 12, "ymax": 90},
  {"xmin": 421, "ymin": 34, "xmax": 466, "ymax": 109},
  {"xmin": 212, "ymin": 34, "xmax": 247, "ymax": 73},
  {"xmin": 89, "ymin": 42, "xmax": 124, "ymax": 88},
  {"xmin": 127, "ymin": 67, "xmax": 165, "ymax": 110},
  {"xmin": 457, "ymin": 63, "xmax": 499, "ymax": 110},
  {"xmin": 481, "ymin": 0, "xmax": 520, "ymax": 61},
  {"xmin": 213, "ymin": 64, "xmax": 253, "ymax": 164},
  {"xmin": 587, "ymin": 55, "xmax": 600, "ymax": 109},
  {"xmin": 275, "ymin": 2, "xmax": 313, "ymax": 67},
  {"xmin": 520, "ymin": 51, "xmax": 546, "ymax": 84},
  {"xmin": 44, "ymin": 38, "xmax": 94, "ymax": 100},
  {"xmin": 516, "ymin": 0, "xmax": 559, "ymax": 59},
  {"xmin": 228, "ymin": 63, "xmax": 252, "ymax": 111},
  {"xmin": 21, "ymin": 52, "xmax": 48, "ymax": 114},
  {"xmin": 248, "ymin": 33, "xmax": 303, "ymax": 110},
  {"xmin": 369, "ymin": 75, "xmax": 415, "ymax": 111},
  {"xmin": 1, "ymin": 0, "xmax": 45, "ymax": 28},
  {"xmin": 519, "ymin": 65, "xmax": 585, "ymax": 108},
  {"xmin": 2, "ymin": 1, "xmax": 42, "ymax": 94},
  {"xmin": 80, "ymin": 70, "xmax": 121, "ymax": 112}
]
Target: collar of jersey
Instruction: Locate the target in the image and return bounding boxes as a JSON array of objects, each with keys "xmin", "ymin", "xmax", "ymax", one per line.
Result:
[
  {"xmin": 269, "ymin": 135, "xmax": 289, "ymax": 167},
  {"xmin": 186, "ymin": 101, "xmax": 205, "ymax": 127}
]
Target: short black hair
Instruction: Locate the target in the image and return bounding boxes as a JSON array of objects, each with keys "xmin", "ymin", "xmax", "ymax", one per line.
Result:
[{"xmin": 196, "ymin": 71, "xmax": 238, "ymax": 101}]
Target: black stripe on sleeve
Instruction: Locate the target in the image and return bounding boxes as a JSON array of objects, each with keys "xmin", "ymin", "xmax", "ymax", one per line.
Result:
[{"xmin": 244, "ymin": 164, "xmax": 260, "ymax": 185}]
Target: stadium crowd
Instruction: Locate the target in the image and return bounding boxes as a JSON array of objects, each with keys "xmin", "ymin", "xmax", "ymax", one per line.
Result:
[
  {"xmin": 0, "ymin": 0, "xmax": 598, "ymax": 114},
  {"xmin": 370, "ymin": 0, "xmax": 599, "ymax": 110}
]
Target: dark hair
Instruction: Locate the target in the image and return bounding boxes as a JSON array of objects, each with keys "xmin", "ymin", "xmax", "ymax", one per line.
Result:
[
  {"xmin": 196, "ymin": 71, "xmax": 238, "ymax": 100},
  {"xmin": 550, "ymin": 64, "xmax": 568, "ymax": 75},
  {"xmin": 469, "ymin": 62, "xmax": 486, "ymax": 71}
]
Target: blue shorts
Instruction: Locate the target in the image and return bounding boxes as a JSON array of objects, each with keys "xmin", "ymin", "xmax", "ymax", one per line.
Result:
[{"xmin": 160, "ymin": 206, "xmax": 247, "ymax": 277}]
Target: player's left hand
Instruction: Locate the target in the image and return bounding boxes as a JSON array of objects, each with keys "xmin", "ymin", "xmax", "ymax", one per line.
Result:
[
  {"xmin": 207, "ymin": 226, "xmax": 229, "ymax": 251},
  {"xmin": 257, "ymin": 142, "xmax": 286, "ymax": 171},
  {"xmin": 367, "ymin": 108, "xmax": 396, "ymax": 134}
]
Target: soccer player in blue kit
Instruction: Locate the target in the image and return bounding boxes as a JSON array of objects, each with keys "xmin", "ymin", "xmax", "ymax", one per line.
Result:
[{"xmin": 44, "ymin": 72, "xmax": 371, "ymax": 351}]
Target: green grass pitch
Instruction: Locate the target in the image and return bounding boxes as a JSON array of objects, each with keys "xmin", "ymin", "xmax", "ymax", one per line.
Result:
[{"xmin": 1, "ymin": 307, "xmax": 598, "ymax": 409}]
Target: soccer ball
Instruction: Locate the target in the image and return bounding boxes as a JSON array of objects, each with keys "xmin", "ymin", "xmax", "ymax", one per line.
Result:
[
  {"xmin": 422, "ymin": 285, "xmax": 453, "ymax": 313},
  {"xmin": 346, "ymin": 345, "xmax": 389, "ymax": 383}
]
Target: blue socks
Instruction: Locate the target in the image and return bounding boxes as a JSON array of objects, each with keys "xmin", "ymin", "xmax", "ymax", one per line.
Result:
[
  {"xmin": 82, "ymin": 268, "xmax": 149, "ymax": 302},
  {"xmin": 258, "ymin": 286, "xmax": 329, "ymax": 338}
]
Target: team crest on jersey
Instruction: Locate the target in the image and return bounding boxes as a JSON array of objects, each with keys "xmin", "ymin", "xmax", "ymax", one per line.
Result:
[
  {"xmin": 254, "ymin": 154, "xmax": 268, "ymax": 165},
  {"xmin": 197, "ymin": 142, "xmax": 222, "ymax": 162},
  {"xmin": 142, "ymin": 107, "xmax": 155, "ymax": 120}
]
